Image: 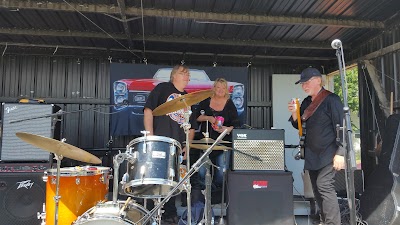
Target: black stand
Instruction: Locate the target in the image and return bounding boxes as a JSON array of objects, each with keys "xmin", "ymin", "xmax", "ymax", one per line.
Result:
[{"xmin": 334, "ymin": 39, "xmax": 357, "ymax": 225}]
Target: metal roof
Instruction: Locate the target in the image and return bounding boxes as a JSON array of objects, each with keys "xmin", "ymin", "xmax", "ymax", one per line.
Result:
[{"xmin": 0, "ymin": 0, "xmax": 399, "ymax": 66}]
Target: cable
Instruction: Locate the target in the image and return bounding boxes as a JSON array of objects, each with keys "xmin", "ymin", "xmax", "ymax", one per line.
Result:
[
  {"xmin": 361, "ymin": 66, "xmax": 382, "ymax": 144},
  {"xmin": 338, "ymin": 198, "xmax": 368, "ymax": 225},
  {"xmin": 62, "ymin": 0, "xmax": 141, "ymax": 60},
  {"xmin": 140, "ymin": 0, "xmax": 146, "ymax": 59}
]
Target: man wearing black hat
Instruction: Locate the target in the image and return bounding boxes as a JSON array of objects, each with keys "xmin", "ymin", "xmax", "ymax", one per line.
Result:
[{"xmin": 288, "ymin": 67, "xmax": 345, "ymax": 225}]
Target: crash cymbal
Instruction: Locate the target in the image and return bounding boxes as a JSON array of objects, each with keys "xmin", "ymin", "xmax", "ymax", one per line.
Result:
[
  {"xmin": 190, "ymin": 144, "xmax": 232, "ymax": 151},
  {"xmin": 190, "ymin": 138, "xmax": 231, "ymax": 144},
  {"xmin": 152, "ymin": 89, "xmax": 213, "ymax": 116},
  {"xmin": 16, "ymin": 132, "xmax": 102, "ymax": 164}
]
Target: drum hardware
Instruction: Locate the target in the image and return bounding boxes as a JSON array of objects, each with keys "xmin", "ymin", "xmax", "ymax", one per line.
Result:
[
  {"xmin": 38, "ymin": 203, "xmax": 46, "ymax": 225},
  {"xmin": 217, "ymin": 150, "xmax": 228, "ymax": 225},
  {"xmin": 141, "ymin": 129, "xmax": 229, "ymax": 225},
  {"xmin": 112, "ymin": 152, "xmax": 135, "ymax": 203}
]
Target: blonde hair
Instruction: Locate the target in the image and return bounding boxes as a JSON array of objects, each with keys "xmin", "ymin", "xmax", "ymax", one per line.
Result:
[
  {"xmin": 212, "ymin": 78, "xmax": 230, "ymax": 98},
  {"xmin": 169, "ymin": 65, "xmax": 189, "ymax": 82}
]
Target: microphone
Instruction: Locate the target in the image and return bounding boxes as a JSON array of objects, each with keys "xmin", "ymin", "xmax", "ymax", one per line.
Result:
[{"xmin": 331, "ymin": 39, "xmax": 342, "ymax": 49}]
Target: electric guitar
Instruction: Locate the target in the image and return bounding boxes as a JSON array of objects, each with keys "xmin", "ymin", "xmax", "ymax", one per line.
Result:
[{"xmin": 295, "ymin": 98, "xmax": 305, "ymax": 159}]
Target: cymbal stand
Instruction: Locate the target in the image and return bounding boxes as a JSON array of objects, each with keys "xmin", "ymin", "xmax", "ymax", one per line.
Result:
[
  {"xmin": 181, "ymin": 108, "xmax": 193, "ymax": 225},
  {"xmin": 141, "ymin": 129, "xmax": 229, "ymax": 225},
  {"xmin": 53, "ymin": 148, "xmax": 64, "ymax": 225},
  {"xmin": 204, "ymin": 154, "xmax": 213, "ymax": 225},
  {"xmin": 218, "ymin": 150, "xmax": 228, "ymax": 225}
]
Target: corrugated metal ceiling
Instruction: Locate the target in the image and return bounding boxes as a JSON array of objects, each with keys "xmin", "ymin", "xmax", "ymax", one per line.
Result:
[{"xmin": 0, "ymin": 0, "xmax": 398, "ymax": 66}]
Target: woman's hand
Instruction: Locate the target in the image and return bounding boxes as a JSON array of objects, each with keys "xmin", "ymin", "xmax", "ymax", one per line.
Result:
[
  {"xmin": 217, "ymin": 126, "xmax": 232, "ymax": 134},
  {"xmin": 208, "ymin": 116, "xmax": 216, "ymax": 124}
]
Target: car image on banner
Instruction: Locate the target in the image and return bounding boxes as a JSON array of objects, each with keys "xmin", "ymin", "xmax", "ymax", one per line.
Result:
[{"xmin": 113, "ymin": 68, "xmax": 245, "ymax": 116}]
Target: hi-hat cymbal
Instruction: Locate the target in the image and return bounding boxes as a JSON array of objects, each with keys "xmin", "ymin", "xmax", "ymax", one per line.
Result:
[
  {"xmin": 153, "ymin": 89, "xmax": 213, "ymax": 116},
  {"xmin": 190, "ymin": 144, "xmax": 232, "ymax": 151},
  {"xmin": 190, "ymin": 138, "xmax": 231, "ymax": 144},
  {"xmin": 16, "ymin": 132, "xmax": 102, "ymax": 164}
]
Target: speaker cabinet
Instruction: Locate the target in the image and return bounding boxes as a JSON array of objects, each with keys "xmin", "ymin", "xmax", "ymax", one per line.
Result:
[
  {"xmin": 232, "ymin": 129, "xmax": 285, "ymax": 171},
  {"xmin": 1, "ymin": 103, "xmax": 54, "ymax": 161},
  {"xmin": 0, "ymin": 170, "xmax": 46, "ymax": 225},
  {"xmin": 227, "ymin": 171, "xmax": 294, "ymax": 225},
  {"xmin": 334, "ymin": 169, "xmax": 364, "ymax": 197}
]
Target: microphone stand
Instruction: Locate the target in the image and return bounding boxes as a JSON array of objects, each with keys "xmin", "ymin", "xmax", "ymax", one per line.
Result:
[{"xmin": 335, "ymin": 42, "xmax": 357, "ymax": 225}]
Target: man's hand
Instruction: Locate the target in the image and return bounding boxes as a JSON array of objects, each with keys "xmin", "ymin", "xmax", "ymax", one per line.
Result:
[
  {"xmin": 288, "ymin": 102, "xmax": 296, "ymax": 113},
  {"xmin": 333, "ymin": 155, "xmax": 345, "ymax": 171}
]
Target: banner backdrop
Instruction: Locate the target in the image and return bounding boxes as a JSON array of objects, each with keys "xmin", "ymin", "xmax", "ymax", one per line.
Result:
[{"xmin": 110, "ymin": 63, "xmax": 247, "ymax": 136}]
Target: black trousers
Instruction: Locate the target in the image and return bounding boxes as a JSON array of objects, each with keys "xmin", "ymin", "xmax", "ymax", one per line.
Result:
[{"xmin": 308, "ymin": 163, "xmax": 341, "ymax": 225}]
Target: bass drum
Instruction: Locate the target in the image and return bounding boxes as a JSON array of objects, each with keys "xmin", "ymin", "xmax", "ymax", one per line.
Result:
[{"xmin": 73, "ymin": 201, "xmax": 156, "ymax": 225}]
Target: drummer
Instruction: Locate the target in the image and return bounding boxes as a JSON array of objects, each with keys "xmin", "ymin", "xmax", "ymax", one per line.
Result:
[
  {"xmin": 193, "ymin": 78, "xmax": 240, "ymax": 195},
  {"xmin": 143, "ymin": 64, "xmax": 198, "ymax": 224}
]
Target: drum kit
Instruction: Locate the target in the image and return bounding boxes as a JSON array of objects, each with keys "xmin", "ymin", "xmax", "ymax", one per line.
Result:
[{"xmin": 15, "ymin": 90, "xmax": 231, "ymax": 225}]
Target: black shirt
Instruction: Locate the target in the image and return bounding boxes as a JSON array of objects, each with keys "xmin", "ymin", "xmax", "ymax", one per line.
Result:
[
  {"xmin": 289, "ymin": 89, "xmax": 345, "ymax": 170},
  {"xmin": 196, "ymin": 97, "xmax": 240, "ymax": 158},
  {"xmin": 144, "ymin": 82, "xmax": 197, "ymax": 145}
]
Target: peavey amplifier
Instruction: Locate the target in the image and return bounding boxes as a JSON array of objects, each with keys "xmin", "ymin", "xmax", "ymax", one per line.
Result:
[{"xmin": 232, "ymin": 129, "xmax": 285, "ymax": 171}]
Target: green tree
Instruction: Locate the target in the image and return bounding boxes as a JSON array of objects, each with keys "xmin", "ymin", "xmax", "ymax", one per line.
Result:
[{"xmin": 333, "ymin": 67, "xmax": 359, "ymax": 131}]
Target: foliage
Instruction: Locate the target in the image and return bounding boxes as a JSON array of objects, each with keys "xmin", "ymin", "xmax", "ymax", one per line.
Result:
[{"xmin": 333, "ymin": 67, "xmax": 359, "ymax": 131}]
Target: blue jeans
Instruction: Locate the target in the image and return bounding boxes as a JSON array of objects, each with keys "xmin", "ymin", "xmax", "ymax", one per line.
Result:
[{"xmin": 198, "ymin": 151, "xmax": 230, "ymax": 189}]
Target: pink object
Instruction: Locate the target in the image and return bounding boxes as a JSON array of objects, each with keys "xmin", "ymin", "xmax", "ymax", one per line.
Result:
[{"xmin": 212, "ymin": 116, "xmax": 225, "ymax": 130}]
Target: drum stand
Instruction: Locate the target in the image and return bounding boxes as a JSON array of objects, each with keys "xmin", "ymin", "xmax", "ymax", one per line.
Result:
[
  {"xmin": 52, "ymin": 150, "xmax": 65, "ymax": 225},
  {"xmin": 141, "ymin": 129, "xmax": 229, "ymax": 225},
  {"xmin": 218, "ymin": 150, "xmax": 228, "ymax": 225},
  {"xmin": 204, "ymin": 155, "xmax": 213, "ymax": 225},
  {"xmin": 181, "ymin": 109, "xmax": 193, "ymax": 225}
]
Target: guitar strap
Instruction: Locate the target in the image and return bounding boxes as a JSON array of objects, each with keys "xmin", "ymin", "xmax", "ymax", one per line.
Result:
[{"xmin": 301, "ymin": 89, "xmax": 332, "ymax": 121}]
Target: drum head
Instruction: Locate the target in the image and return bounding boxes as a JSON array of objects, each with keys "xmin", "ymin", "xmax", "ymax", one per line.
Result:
[{"xmin": 128, "ymin": 135, "xmax": 181, "ymax": 150}]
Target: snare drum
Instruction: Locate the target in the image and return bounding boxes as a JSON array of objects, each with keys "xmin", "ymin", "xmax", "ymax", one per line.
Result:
[
  {"xmin": 73, "ymin": 200, "xmax": 155, "ymax": 225},
  {"xmin": 44, "ymin": 166, "xmax": 111, "ymax": 225},
  {"xmin": 122, "ymin": 136, "xmax": 182, "ymax": 198}
]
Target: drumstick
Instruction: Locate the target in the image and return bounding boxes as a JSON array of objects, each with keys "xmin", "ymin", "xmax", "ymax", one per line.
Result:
[{"xmin": 119, "ymin": 197, "xmax": 132, "ymax": 215}]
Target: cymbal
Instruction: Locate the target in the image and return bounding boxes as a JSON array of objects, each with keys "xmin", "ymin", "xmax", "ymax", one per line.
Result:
[
  {"xmin": 190, "ymin": 144, "xmax": 232, "ymax": 151},
  {"xmin": 190, "ymin": 138, "xmax": 231, "ymax": 144},
  {"xmin": 153, "ymin": 89, "xmax": 213, "ymax": 116},
  {"xmin": 16, "ymin": 132, "xmax": 102, "ymax": 164}
]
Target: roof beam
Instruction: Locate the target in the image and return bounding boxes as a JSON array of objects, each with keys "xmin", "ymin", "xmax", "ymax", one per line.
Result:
[
  {"xmin": 0, "ymin": 42, "xmax": 335, "ymax": 61},
  {"xmin": 0, "ymin": 28, "xmax": 332, "ymax": 49},
  {"xmin": 0, "ymin": 0, "xmax": 384, "ymax": 29},
  {"xmin": 116, "ymin": 0, "xmax": 133, "ymax": 49}
]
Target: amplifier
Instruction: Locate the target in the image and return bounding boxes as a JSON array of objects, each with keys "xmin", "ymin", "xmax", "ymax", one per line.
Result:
[
  {"xmin": 1, "ymin": 103, "xmax": 54, "ymax": 161},
  {"xmin": 232, "ymin": 129, "xmax": 285, "ymax": 171}
]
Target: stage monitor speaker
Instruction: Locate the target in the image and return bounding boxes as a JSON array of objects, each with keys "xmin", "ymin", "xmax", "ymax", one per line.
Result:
[
  {"xmin": 227, "ymin": 171, "xmax": 293, "ymax": 225},
  {"xmin": 0, "ymin": 163, "xmax": 49, "ymax": 225},
  {"xmin": 232, "ymin": 129, "xmax": 285, "ymax": 170},
  {"xmin": 1, "ymin": 103, "xmax": 54, "ymax": 161},
  {"xmin": 334, "ymin": 169, "xmax": 364, "ymax": 197}
]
